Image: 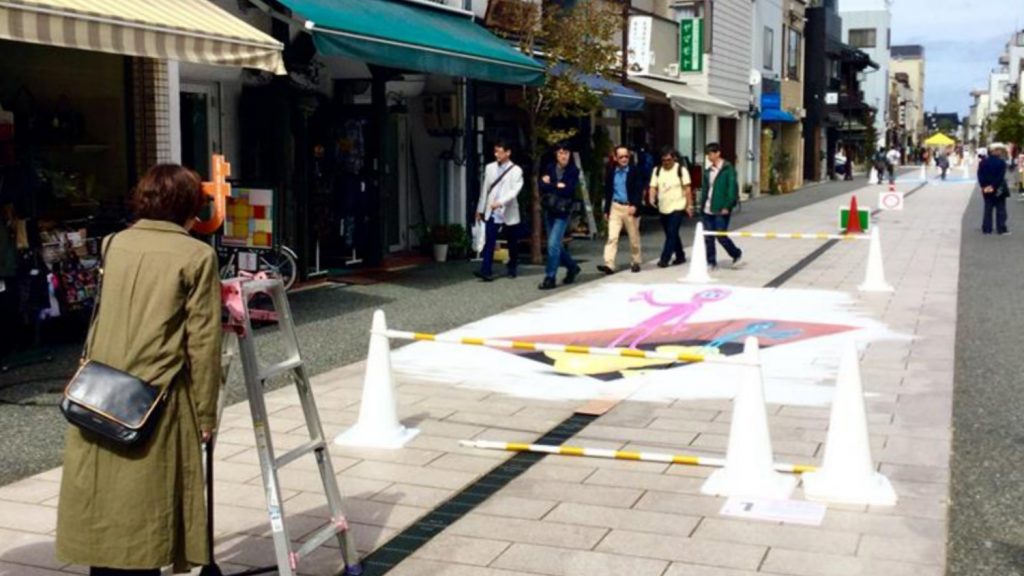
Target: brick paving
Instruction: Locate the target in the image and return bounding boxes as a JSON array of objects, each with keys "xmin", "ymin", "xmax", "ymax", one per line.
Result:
[{"xmin": 0, "ymin": 178, "xmax": 970, "ymax": 575}]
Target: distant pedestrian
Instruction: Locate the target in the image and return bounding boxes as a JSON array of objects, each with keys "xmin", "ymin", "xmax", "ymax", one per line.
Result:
[
  {"xmin": 886, "ymin": 147, "xmax": 901, "ymax": 184},
  {"xmin": 977, "ymin": 143, "xmax": 1010, "ymax": 235},
  {"xmin": 872, "ymin": 147, "xmax": 888, "ymax": 184},
  {"xmin": 475, "ymin": 139, "xmax": 524, "ymax": 281},
  {"xmin": 700, "ymin": 143, "xmax": 743, "ymax": 270},
  {"xmin": 936, "ymin": 151, "xmax": 950, "ymax": 180},
  {"xmin": 648, "ymin": 146, "xmax": 694, "ymax": 267},
  {"xmin": 538, "ymin": 143, "xmax": 582, "ymax": 290},
  {"xmin": 599, "ymin": 145, "xmax": 644, "ymax": 274},
  {"xmin": 56, "ymin": 164, "xmax": 223, "ymax": 576}
]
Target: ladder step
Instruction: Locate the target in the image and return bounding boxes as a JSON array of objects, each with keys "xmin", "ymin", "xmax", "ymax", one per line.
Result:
[
  {"xmin": 259, "ymin": 356, "xmax": 303, "ymax": 381},
  {"xmin": 296, "ymin": 520, "xmax": 347, "ymax": 560},
  {"xmin": 275, "ymin": 438, "xmax": 325, "ymax": 470}
]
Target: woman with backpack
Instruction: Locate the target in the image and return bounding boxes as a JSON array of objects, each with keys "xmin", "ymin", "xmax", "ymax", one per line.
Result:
[{"xmin": 648, "ymin": 147, "xmax": 694, "ymax": 267}]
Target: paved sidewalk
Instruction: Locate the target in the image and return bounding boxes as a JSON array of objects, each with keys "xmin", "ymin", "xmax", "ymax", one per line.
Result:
[{"xmin": 0, "ymin": 176, "xmax": 968, "ymax": 576}]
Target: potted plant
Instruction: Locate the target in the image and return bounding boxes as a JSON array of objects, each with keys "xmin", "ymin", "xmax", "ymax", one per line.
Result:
[
  {"xmin": 430, "ymin": 225, "xmax": 451, "ymax": 262},
  {"xmin": 446, "ymin": 224, "xmax": 470, "ymax": 260}
]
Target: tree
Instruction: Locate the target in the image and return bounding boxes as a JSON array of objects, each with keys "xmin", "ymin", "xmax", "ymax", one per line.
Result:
[
  {"xmin": 503, "ymin": 0, "xmax": 623, "ymax": 263},
  {"xmin": 991, "ymin": 99, "xmax": 1024, "ymax": 148}
]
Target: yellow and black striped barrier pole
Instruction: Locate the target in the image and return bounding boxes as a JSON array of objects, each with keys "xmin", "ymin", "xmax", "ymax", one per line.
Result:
[
  {"xmin": 703, "ymin": 231, "xmax": 869, "ymax": 241},
  {"xmin": 378, "ymin": 330, "xmax": 755, "ymax": 366},
  {"xmin": 460, "ymin": 439, "xmax": 817, "ymax": 474}
]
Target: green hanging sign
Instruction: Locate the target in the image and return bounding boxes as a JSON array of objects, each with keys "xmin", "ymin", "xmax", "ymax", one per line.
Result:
[{"xmin": 679, "ymin": 18, "xmax": 704, "ymax": 73}]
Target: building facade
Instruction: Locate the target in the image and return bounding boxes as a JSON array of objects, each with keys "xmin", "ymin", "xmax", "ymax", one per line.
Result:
[
  {"xmin": 839, "ymin": 0, "xmax": 890, "ymax": 146},
  {"xmin": 889, "ymin": 44, "xmax": 925, "ymax": 146}
]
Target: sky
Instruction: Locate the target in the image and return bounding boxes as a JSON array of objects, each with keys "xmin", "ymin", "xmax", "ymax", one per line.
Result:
[{"xmin": 842, "ymin": 0, "xmax": 1021, "ymax": 118}]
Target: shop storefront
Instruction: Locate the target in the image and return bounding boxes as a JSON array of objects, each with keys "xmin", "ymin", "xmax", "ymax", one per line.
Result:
[{"xmin": 0, "ymin": 0, "xmax": 283, "ymax": 363}]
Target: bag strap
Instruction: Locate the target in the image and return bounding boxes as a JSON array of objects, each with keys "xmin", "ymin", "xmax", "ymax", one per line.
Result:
[
  {"xmin": 80, "ymin": 232, "xmax": 117, "ymax": 363},
  {"xmin": 488, "ymin": 163, "xmax": 515, "ymax": 195}
]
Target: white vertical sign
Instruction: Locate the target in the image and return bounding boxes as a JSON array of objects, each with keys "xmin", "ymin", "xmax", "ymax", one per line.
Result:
[{"xmin": 628, "ymin": 16, "xmax": 653, "ymax": 75}]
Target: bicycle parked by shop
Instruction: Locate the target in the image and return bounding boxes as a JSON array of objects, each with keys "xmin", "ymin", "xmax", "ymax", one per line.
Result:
[{"xmin": 217, "ymin": 243, "xmax": 298, "ymax": 291}]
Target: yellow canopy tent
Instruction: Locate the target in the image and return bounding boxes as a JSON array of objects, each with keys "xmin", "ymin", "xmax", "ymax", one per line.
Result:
[{"xmin": 925, "ymin": 133, "xmax": 956, "ymax": 146}]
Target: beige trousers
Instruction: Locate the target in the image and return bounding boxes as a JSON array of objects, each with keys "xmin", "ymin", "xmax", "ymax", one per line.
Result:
[{"xmin": 604, "ymin": 203, "xmax": 642, "ymax": 268}]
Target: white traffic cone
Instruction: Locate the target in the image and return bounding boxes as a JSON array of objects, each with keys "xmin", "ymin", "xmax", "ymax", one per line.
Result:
[
  {"xmin": 681, "ymin": 222, "xmax": 714, "ymax": 283},
  {"xmin": 802, "ymin": 341, "xmax": 897, "ymax": 505},
  {"xmin": 335, "ymin": 310, "xmax": 420, "ymax": 448},
  {"xmin": 701, "ymin": 338, "xmax": 798, "ymax": 499},
  {"xmin": 858, "ymin": 225, "xmax": 894, "ymax": 292},
  {"xmin": 868, "ymin": 166, "xmax": 878, "ymax": 184}
]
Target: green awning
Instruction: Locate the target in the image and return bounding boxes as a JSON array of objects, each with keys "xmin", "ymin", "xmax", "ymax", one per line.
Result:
[{"xmin": 277, "ymin": 0, "xmax": 545, "ymax": 86}]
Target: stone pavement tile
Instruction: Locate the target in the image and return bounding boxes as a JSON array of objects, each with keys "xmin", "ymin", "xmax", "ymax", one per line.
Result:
[
  {"xmin": 475, "ymin": 495, "xmax": 558, "ymax": 520},
  {"xmin": 584, "ymin": 468, "xmax": 706, "ymax": 494},
  {"xmin": 857, "ymin": 533, "xmax": 945, "ymax": 565},
  {"xmin": 647, "ymin": 417, "xmax": 732, "ymax": 436},
  {"xmin": 663, "ymin": 462, "xmax": 717, "ymax": 479},
  {"xmin": 415, "ymin": 534, "xmax": 511, "ymax": 566},
  {"xmin": 417, "ymin": 419, "xmax": 489, "ymax": 439},
  {"xmin": 0, "ymin": 563, "xmax": 67, "ymax": 575},
  {"xmin": 595, "ymin": 529, "xmax": 767, "ymax": 571},
  {"xmin": 209, "ymin": 503, "xmax": 324, "ymax": 539},
  {"xmin": 879, "ymin": 462, "xmax": 948, "ymax": 485},
  {"xmin": 387, "ymin": 558, "xmax": 521, "ymax": 576},
  {"xmin": 692, "ymin": 517, "xmax": 859, "ymax": 555},
  {"xmin": 394, "ymin": 383, "xmax": 491, "ymax": 401},
  {"xmin": 285, "ymin": 481, "xmax": 393, "ymax": 516},
  {"xmin": 445, "ymin": 411, "xmax": 565, "ymax": 433},
  {"xmin": 491, "ymin": 542, "xmax": 669, "ymax": 576},
  {"xmin": 371, "ymin": 483, "xmax": 454, "ymax": 509},
  {"xmin": 821, "ymin": 509, "xmax": 945, "ymax": 539},
  {"xmin": 502, "ymin": 478, "xmax": 644, "ymax": 508},
  {"xmin": 216, "ymin": 480, "xmax": 300, "ymax": 510},
  {"xmin": 416, "ymin": 396, "xmax": 527, "ymax": 416},
  {"xmin": 663, "ymin": 564, "xmax": 760, "ymax": 576},
  {"xmin": 574, "ymin": 424, "xmax": 699, "ymax": 448},
  {"xmin": 0, "ymin": 501, "xmax": 56, "ymax": 534},
  {"xmin": 0, "ymin": 528, "xmax": 60, "ymax": 570},
  {"xmin": 887, "ymin": 478, "xmax": 949, "ymax": 502},
  {"xmin": 424, "ymin": 453, "xmax": 501, "ymax": 475},
  {"xmin": 409, "ymin": 434, "xmax": 513, "ymax": 457},
  {"xmin": 877, "ymin": 436, "xmax": 950, "ymax": 468},
  {"xmin": 651, "ymin": 406, "xmax": 723, "ymax": 422},
  {"xmin": 544, "ymin": 502, "xmax": 701, "ymax": 536},
  {"xmin": 761, "ymin": 548, "xmax": 943, "ymax": 576},
  {"xmin": 447, "ymin": 514, "xmax": 607, "ymax": 550},
  {"xmin": 0, "ymin": 477, "xmax": 61, "ymax": 505},
  {"xmin": 870, "ymin": 495, "xmax": 946, "ymax": 520},
  {"xmin": 330, "ymin": 497, "xmax": 429, "ymax": 529},
  {"xmin": 635, "ymin": 491, "xmax": 741, "ymax": 518},
  {"xmin": 341, "ymin": 460, "xmax": 477, "ymax": 490},
  {"xmin": 519, "ymin": 462, "xmax": 597, "ymax": 483}
]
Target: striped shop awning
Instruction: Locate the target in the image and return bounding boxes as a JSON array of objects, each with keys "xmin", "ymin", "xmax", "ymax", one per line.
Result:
[{"xmin": 0, "ymin": 0, "xmax": 285, "ymax": 74}]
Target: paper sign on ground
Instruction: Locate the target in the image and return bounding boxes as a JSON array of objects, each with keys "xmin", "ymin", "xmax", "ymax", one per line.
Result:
[
  {"xmin": 879, "ymin": 191, "xmax": 904, "ymax": 210},
  {"xmin": 720, "ymin": 497, "xmax": 827, "ymax": 526}
]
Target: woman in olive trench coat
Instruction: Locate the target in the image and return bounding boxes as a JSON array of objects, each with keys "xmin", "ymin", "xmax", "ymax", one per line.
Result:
[{"xmin": 56, "ymin": 165, "xmax": 222, "ymax": 575}]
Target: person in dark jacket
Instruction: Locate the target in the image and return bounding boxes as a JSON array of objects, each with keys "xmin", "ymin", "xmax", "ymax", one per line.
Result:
[
  {"xmin": 538, "ymin": 143, "xmax": 582, "ymax": 289},
  {"xmin": 699, "ymin": 142, "xmax": 743, "ymax": 269},
  {"xmin": 599, "ymin": 145, "xmax": 644, "ymax": 274},
  {"xmin": 977, "ymin": 145, "xmax": 1010, "ymax": 235}
]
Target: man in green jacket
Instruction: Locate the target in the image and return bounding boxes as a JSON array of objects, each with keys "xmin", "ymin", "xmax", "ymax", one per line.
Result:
[{"xmin": 699, "ymin": 142, "xmax": 743, "ymax": 269}]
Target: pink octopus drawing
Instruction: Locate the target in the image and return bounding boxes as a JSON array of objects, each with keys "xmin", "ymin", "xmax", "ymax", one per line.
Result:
[{"xmin": 609, "ymin": 287, "xmax": 732, "ymax": 349}]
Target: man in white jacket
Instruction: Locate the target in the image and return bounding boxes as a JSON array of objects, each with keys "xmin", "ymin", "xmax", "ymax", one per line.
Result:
[{"xmin": 474, "ymin": 139, "xmax": 524, "ymax": 281}]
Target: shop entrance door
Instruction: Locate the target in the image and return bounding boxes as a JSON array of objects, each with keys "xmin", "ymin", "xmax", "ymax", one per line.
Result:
[
  {"xmin": 383, "ymin": 114, "xmax": 409, "ymax": 252},
  {"xmin": 719, "ymin": 117, "xmax": 738, "ymax": 165},
  {"xmin": 180, "ymin": 83, "xmax": 222, "ymax": 179}
]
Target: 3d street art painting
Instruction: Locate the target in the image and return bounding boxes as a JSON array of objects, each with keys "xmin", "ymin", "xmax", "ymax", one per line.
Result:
[{"xmin": 391, "ymin": 283, "xmax": 906, "ymax": 407}]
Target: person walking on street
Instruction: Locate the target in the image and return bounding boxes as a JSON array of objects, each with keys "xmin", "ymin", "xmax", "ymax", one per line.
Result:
[
  {"xmin": 978, "ymin": 143, "xmax": 1010, "ymax": 235},
  {"xmin": 56, "ymin": 164, "xmax": 223, "ymax": 576},
  {"xmin": 599, "ymin": 145, "xmax": 644, "ymax": 274},
  {"xmin": 700, "ymin": 142, "xmax": 743, "ymax": 270},
  {"xmin": 648, "ymin": 146, "xmax": 694, "ymax": 267},
  {"xmin": 538, "ymin": 143, "xmax": 582, "ymax": 290},
  {"xmin": 475, "ymin": 139, "xmax": 524, "ymax": 281},
  {"xmin": 886, "ymin": 146, "xmax": 901, "ymax": 184},
  {"xmin": 937, "ymin": 150, "xmax": 950, "ymax": 180},
  {"xmin": 872, "ymin": 147, "xmax": 888, "ymax": 184}
]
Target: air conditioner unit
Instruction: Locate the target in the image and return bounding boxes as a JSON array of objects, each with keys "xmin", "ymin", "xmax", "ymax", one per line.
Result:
[{"xmin": 666, "ymin": 63, "xmax": 680, "ymax": 77}]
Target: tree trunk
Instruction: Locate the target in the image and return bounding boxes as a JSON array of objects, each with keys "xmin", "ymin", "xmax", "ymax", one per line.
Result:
[{"xmin": 528, "ymin": 114, "xmax": 543, "ymax": 264}]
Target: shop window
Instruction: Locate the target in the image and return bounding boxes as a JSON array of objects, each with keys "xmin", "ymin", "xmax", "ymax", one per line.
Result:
[
  {"xmin": 764, "ymin": 26, "xmax": 774, "ymax": 70},
  {"xmin": 849, "ymin": 28, "xmax": 876, "ymax": 49}
]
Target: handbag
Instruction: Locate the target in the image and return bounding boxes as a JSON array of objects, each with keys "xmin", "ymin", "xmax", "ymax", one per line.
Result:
[{"xmin": 60, "ymin": 233, "xmax": 168, "ymax": 447}]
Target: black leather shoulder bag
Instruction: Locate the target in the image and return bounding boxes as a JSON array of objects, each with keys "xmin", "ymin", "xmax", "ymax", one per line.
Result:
[{"xmin": 60, "ymin": 233, "xmax": 168, "ymax": 447}]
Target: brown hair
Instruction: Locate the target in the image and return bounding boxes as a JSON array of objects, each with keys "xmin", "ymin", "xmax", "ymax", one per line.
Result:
[{"xmin": 131, "ymin": 164, "xmax": 203, "ymax": 226}]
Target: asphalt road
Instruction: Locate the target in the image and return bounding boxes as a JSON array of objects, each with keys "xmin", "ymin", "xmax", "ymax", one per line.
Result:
[
  {"xmin": 0, "ymin": 177, "xmax": 865, "ymax": 486},
  {"xmin": 948, "ymin": 182, "xmax": 1024, "ymax": 575}
]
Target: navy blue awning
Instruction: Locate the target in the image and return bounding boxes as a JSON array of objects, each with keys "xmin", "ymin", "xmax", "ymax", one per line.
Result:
[
  {"xmin": 552, "ymin": 64, "xmax": 645, "ymax": 112},
  {"xmin": 762, "ymin": 108, "xmax": 797, "ymax": 123}
]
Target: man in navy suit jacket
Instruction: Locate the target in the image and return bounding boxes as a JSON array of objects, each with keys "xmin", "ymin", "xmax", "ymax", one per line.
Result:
[{"xmin": 977, "ymin": 146, "xmax": 1009, "ymax": 235}]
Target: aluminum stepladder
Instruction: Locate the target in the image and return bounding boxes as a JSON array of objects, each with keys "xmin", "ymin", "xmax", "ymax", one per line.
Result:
[{"xmin": 222, "ymin": 277, "xmax": 362, "ymax": 575}]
